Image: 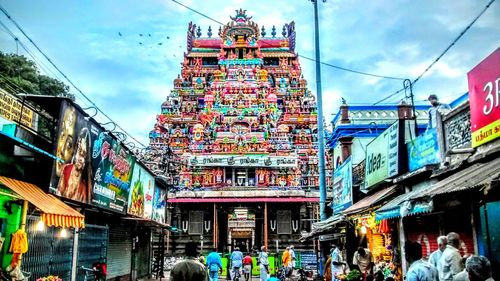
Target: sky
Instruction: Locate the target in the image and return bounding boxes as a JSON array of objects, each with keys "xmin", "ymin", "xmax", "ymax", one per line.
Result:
[{"xmin": 0, "ymin": 0, "xmax": 498, "ymax": 147}]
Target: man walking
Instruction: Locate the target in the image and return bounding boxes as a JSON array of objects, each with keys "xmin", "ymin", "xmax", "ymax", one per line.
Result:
[
  {"xmin": 439, "ymin": 232, "xmax": 463, "ymax": 281},
  {"xmin": 282, "ymin": 246, "xmax": 291, "ymax": 277},
  {"xmin": 405, "ymin": 241, "xmax": 438, "ymax": 281},
  {"xmin": 171, "ymin": 242, "xmax": 207, "ymax": 281},
  {"xmin": 207, "ymin": 248, "xmax": 223, "ymax": 281},
  {"xmin": 258, "ymin": 246, "xmax": 270, "ymax": 281},
  {"xmin": 429, "ymin": 236, "xmax": 447, "ymax": 270},
  {"xmin": 289, "ymin": 245, "xmax": 296, "ymax": 276},
  {"xmin": 231, "ymin": 247, "xmax": 244, "ymax": 280},
  {"xmin": 330, "ymin": 244, "xmax": 345, "ymax": 280},
  {"xmin": 243, "ymin": 252, "xmax": 253, "ymax": 281}
]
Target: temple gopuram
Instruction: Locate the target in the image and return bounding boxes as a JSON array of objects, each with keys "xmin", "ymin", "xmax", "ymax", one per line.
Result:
[{"xmin": 146, "ymin": 10, "xmax": 328, "ymax": 254}]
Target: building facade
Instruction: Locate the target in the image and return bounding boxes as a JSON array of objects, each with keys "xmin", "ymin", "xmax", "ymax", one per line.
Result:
[{"xmin": 146, "ymin": 10, "xmax": 325, "ymax": 255}]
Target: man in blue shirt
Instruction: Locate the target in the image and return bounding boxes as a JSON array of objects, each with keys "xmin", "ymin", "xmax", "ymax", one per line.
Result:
[
  {"xmin": 230, "ymin": 247, "xmax": 244, "ymax": 280},
  {"xmin": 405, "ymin": 241, "xmax": 438, "ymax": 281},
  {"xmin": 206, "ymin": 248, "xmax": 223, "ymax": 281}
]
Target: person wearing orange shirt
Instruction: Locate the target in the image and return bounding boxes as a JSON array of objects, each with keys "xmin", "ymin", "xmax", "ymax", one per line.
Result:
[{"xmin": 282, "ymin": 247, "xmax": 292, "ymax": 277}]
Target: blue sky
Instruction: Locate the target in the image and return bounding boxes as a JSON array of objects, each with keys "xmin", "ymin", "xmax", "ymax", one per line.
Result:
[{"xmin": 0, "ymin": 0, "xmax": 498, "ymax": 146}]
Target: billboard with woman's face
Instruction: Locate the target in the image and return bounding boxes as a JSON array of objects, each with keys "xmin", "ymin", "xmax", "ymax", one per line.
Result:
[
  {"xmin": 50, "ymin": 101, "xmax": 98, "ymax": 204},
  {"xmin": 50, "ymin": 101, "xmax": 135, "ymax": 213}
]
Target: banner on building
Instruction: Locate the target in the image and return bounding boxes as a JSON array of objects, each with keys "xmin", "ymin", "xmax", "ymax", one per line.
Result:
[
  {"xmin": 152, "ymin": 186, "xmax": 166, "ymax": 223},
  {"xmin": 0, "ymin": 89, "xmax": 34, "ymax": 129},
  {"xmin": 364, "ymin": 121, "xmax": 400, "ymax": 189},
  {"xmin": 407, "ymin": 128, "xmax": 441, "ymax": 171},
  {"xmin": 128, "ymin": 163, "xmax": 155, "ymax": 219},
  {"xmin": 468, "ymin": 48, "xmax": 500, "ymax": 147},
  {"xmin": 50, "ymin": 101, "xmax": 135, "ymax": 213},
  {"xmin": 185, "ymin": 154, "xmax": 298, "ymax": 168},
  {"xmin": 91, "ymin": 132, "xmax": 135, "ymax": 213},
  {"xmin": 330, "ymin": 157, "xmax": 352, "ymax": 213}
]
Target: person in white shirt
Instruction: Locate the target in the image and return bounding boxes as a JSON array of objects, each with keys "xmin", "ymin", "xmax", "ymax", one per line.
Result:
[
  {"xmin": 405, "ymin": 241, "xmax": 439, "ymax": 281},
  {"xmin": 439, "ymin": 232, "xmax": 463, "ymax": 281},
  {"xmin": 353, "ymin": 247, "xmax": 373, "ymax": 276},
  {"xmin": 429, "ymin": 236, "xmax": 448, "ymax": 270},
  {"xmin": 289, "ymin": 245, "xmax": 296, "ymax": 276},
  {"xmin": 331, "ymin": 244, "xmax": 345, "ymax": 280}
]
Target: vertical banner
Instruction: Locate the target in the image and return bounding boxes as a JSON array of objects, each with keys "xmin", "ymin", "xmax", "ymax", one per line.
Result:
[
  {"xmin": 152, "ymin": 187, "xmax": 166, "ymax": 223},
  {"xmin": 91, "ymin": 132, "xmax": 135, "ymax": 213},
  {"xmin": 468, "ymin": 48, "xmax": 500, "ymax": 147},
  {"xmin": 127, "ymin": 164, "xmax": 155, "ymax": 218},
  {"xmin": 50, "ymin": 101, "xmax": 99, "ymax": 205},
  {"xmin": 330, "ymin": 157, "xmax": 352, "ymax": 213}
]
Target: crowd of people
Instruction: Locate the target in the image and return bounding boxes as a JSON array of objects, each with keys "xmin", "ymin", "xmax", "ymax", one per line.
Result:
[
  {"xmin": 322, "ymin": 232, "xmax": 494, "ymax": 281},
  {"xmin": 169, "ymin": 233, "xmax": 495, "ymax": 281}
]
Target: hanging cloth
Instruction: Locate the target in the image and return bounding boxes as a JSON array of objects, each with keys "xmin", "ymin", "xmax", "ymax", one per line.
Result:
[{"xmin": 9, "ymin": 229, "xmax": 28, "ymax": 254}]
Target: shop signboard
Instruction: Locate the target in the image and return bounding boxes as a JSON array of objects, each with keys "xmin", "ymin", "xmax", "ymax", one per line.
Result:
[
  {"xmin": 407, "ymin": 128, "xmax": 441, "ymax": 171},
  {"xmin": 330, "ymin": 157, "xmax": 352, "ymax": 213},
  {"xmin": 364, "ymin": 121, "xmax": 399, "ymax": 189},
  {"xmin": 127, "ymin": 163, "xmax": 155, "ymax": 219},
  {"xmin": 152, "ymin": 186, "xmax": 166, "ymax": 223},
  {"xmin": 50, "ymin": 101, "xmax": 135, "ymax": 213},
  {"xmin": 468, "ymin": 48, "xmax": 500, "ymax": 147},
  {"xmin": 0, "ymin": 89, "xmax": 34, "ymax": 129}
]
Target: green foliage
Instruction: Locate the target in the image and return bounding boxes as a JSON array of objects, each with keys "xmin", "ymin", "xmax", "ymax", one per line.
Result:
[
  {"xmin": 346, "ymin": 269, "xmax": 361, "ymax": 281},
  {"xmin": 0, "ymin": 52, "xmax": 72, "ymax": 98}
]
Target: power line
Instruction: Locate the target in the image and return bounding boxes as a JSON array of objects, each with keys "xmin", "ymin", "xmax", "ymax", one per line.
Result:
[
  {"xmin": 373, "ymin": 0, "xmax": 496, "ymax": 105},
  {"xmin": 0, "ymin": 4, "xmax": 146, "ymax": 148},
  {"xmin": 170, "ymin": 0, "xmax": 406, "ymax": 81}
]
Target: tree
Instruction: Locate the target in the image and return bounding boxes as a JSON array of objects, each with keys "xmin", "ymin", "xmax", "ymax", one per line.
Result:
[{"xmin": 0, "ymin": 52, "xmax": 72, "ymax": 98}]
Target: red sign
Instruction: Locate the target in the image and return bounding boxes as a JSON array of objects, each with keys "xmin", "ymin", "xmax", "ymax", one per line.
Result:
[{"xmin": 468, "ymin": 48, "xmax": 500, "ymax": 147}]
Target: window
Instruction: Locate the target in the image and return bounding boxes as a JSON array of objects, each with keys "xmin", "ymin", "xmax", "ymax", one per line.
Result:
[
  {"xmin": 189, "ymin": 211, "xmax": 203, "ymax": 235},
  {"xmin": 277, "ymin": 210, "xmax": 291, "ymax": 234}
]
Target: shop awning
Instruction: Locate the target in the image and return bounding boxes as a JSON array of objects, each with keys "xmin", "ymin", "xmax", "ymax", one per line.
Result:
[
  {"xmin": 299, "ymin": 214, "xmax": 344, "ymax": 241},
  {"xmin": 412, "ymin": 157, "xmax": 500, "ymax": 199},
  {"xmin": 168, "ymin": 197, "xmax": 319, "ymax": 203},
  {"xmin": 0, "ymin": 176, "xmax": 84, "ymax": 228},
  {"xmin": 375, "ymin": 189, "xmax": 433, "ymax": 221},
  {"xmin": 342, "ymin": 186, "xmax": 397, "ymax": 216},
  {"xmin": 121, "ymin": 217, "xmax": 174, "ymax": 230}
]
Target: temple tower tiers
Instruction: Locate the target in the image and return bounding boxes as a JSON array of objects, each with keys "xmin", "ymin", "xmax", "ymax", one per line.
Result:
[{"xmin": 146, "ymin": 9, "xmax": 329, "ymax": 255}]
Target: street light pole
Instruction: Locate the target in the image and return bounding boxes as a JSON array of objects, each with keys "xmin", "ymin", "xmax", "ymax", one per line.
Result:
[{"xmin": 311, "ymin": 0, "xmax": 328, "ymax": 221}]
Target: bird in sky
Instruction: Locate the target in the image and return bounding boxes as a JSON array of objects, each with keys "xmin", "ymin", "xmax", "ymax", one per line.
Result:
[{"xmin": 118, "ymin": 32, "xmax": 122, "ymax": 36}]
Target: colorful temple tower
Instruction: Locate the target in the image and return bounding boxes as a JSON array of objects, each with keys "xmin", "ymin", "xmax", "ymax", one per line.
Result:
[{"xmin": 147, "ymin": 10, "xmax": 326, "ymax": 254}]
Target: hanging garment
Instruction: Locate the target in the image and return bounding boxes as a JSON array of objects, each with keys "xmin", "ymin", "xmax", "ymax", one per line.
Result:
[{"xmin": 9, "ymin": 229, "xmax": 28, "ymax": 254}]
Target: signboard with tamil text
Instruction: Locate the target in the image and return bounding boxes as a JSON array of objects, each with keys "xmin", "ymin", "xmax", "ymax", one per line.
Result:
[
  {"xmin": 185, "ymin": 154, "xmax": 298, "ymax": 168},
  {"xmin": 0, "ymin": 89, "xmax": 34, "ymax": 129},
  {"xmin": 468, "ymin": 48, "xmax": 500, "ymax": 147}
]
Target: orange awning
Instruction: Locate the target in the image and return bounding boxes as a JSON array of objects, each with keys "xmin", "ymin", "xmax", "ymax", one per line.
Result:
[{"xmin": 0, "ymin": 176, "xmax": 84, "ymax": 228}]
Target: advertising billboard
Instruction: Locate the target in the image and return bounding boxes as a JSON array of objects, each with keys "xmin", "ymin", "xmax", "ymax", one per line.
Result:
[
  {"xmin": 152, "ymin": 187, "xmax": 166, "ymax": 224},
  {"xmin": 91, "ymin": 131, "xmax": 135, "ymax": 213},
  {"xmin": 407, "ymin": 128, "xmax": 441, "ymax": 171},
  {"xmin": 127, "ymin": 163, "xmax": 155, "ymax": 218},
  {"xmin": 330, "ymin": 157, "xmax": 352, "ymax": 214},
  {"xmin": 364, "ymin": 121, "xmax": 400, "ymax": 189},
  {"xmin": 50, "ymin": 101, "xmax": 135, "ymax": 213},
  {"xmin": 50, "ymin": 101, "xmax": 99, "ymax": 205},
  {"xmin": 468, "ymin": 48, "xmax": 500, "ymax": 147}
]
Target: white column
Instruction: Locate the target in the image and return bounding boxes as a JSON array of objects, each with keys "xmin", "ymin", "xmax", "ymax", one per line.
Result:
[
  {"xmin": 71, "ymin": 228, "xmax": 79, "ymax": 281},
  {"xmin": 399, "ymin": 218, "xmax": 407, "ymax": 274}
]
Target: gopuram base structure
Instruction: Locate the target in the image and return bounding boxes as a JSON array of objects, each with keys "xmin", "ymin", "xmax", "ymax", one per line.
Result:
[{"xmin": 146, "ymin": 9, "xmax": 330, "ymax": 255}]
